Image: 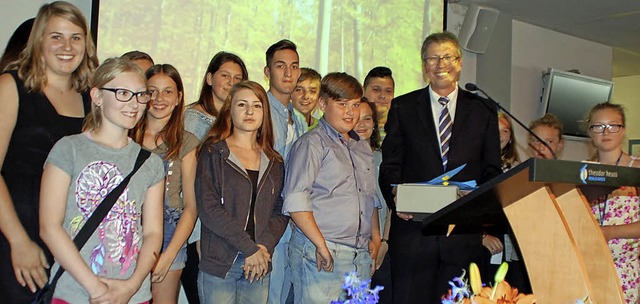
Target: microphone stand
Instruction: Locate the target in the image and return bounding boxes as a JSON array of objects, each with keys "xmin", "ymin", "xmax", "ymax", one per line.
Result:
[{"xmin": 465, "ymin": 83, "xmax": 558, "ymax": 160}]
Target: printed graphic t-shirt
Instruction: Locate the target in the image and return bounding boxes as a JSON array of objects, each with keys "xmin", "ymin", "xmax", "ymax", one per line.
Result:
[{"xmin": 45, "ymin": 133, "xmax": 165, "ymax": 303}]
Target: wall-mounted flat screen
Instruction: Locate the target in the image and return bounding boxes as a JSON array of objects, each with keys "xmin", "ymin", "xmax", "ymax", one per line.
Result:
[{"xmin": 540, "ymin": 68, "xmax": 614, "ymax": 138}]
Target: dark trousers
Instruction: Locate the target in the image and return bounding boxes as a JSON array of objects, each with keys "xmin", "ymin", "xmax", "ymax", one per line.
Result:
[
  {"xmin": 181, "ymin": 242, "xmax": 200, "ymax": 304},
  {"xmin": 370, "ymin": 252, "xmax": 392, "ymax": 304},
  {"xmin": 388, "ymin": 216, "xmax": 483, "ymax": 304}
]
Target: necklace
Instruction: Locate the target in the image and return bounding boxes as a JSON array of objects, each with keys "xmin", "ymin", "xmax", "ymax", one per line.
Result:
[
  {"xmin": 597, "ymin": 151, "xmax": 624, "ymax": 225},
  {"xmin": 597, "ymin": 150, "xmax": 623, "ymax": 166}
]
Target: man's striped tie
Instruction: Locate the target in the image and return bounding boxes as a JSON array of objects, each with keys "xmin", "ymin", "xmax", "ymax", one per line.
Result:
[{"xmin": 438, "ymin": 96, "xmax": 452, "ymax": 170}]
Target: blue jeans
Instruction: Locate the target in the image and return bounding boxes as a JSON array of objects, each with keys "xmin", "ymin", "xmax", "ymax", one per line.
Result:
[
  {"xmin": 289, "ymin": 229, "xmax": 372, "ymax": 304},
  {"xmin": 198, "ymin": 255, "xmax": 270, "ymax": 304},
  {"xmin": 162, "ymin": 208, "xmax": 187, "ymax": 271},
  {"xmin": 267, "ymin": 222, "xmax": 293, "ymax": 304}
]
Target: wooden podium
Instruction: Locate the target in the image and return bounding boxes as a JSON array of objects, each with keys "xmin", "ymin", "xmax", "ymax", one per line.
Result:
[{"xmin": 422, "ymin": 158, "xmax": 640, "ymax": 303}]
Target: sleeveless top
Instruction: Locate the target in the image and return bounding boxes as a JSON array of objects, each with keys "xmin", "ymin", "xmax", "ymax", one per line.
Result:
[
  {"xmin": 1, "ymin": 70, "xmax": 90, "ymax": 242},
  {"xmin": 590, "ymin": 156, "xmax": 640, "ymax": 303}
]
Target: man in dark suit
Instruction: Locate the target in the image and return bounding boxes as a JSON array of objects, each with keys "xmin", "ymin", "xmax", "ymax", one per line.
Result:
[{"xmin": 379, "ymin": 31, "xmax": 501, "ymax": 303}]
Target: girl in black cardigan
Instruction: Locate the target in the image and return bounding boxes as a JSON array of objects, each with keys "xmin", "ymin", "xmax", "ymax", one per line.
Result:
[{"xmin": 195, "ymin": 81, "xmax": 288, "ymax": 304}]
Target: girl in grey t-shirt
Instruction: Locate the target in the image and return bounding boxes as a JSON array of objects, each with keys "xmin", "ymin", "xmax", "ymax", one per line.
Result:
[{"xmin": 39, "ymin": 58, "xmax": 165, "ymax": 304}]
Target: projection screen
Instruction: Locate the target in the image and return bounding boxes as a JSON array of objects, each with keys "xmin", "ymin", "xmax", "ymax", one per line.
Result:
[{"xmin": 95, "ymin": 0, "xmax": 445, "ymax": 101}]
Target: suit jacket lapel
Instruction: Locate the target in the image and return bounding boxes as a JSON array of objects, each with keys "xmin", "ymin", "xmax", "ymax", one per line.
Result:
[
  {"xmin": 417, "ymin": 86, "xmax": 443, "ymax": 161},
  {"xmin": 449, "ymin": 88, "xmax": 471, "ymax": 168}
]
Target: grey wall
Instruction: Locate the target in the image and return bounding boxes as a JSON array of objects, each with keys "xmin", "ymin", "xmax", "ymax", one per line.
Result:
[
  {"xmin": 509, "ymin": 21, "xmax": 611, "ymax": 161},
  {"xmin": 0, "ymin": 1, "xmax": 92, "ymax": 54},
  {"xmin": 476, "ymin": 11, "xmax": 512, "ymax": 110},
  {"xmin": 448, "ymin": 3, "xmax": 613, "ymax": 161}
]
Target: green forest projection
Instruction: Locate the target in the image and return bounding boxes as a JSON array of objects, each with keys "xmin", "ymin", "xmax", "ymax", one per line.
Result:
[{"xmin": 97, "ymin": 0, "xmax": 444, "ymax": 102}]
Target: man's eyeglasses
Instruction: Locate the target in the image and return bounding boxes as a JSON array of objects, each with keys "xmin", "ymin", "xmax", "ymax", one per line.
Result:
[
  {"xmin": 100, "ymin": 88, "xmax": 151, "ymax": 104},
  {"xmin": 589, "ymin": 124, "xmax": 624, "ymax": 134},
  {"xmin": 424, "ymin": 55, "xmax": 460, "ymax": 67}
]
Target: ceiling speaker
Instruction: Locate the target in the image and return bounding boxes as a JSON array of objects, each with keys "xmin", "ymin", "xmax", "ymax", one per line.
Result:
[{"xmin": 458, "ymin": 5, "xmax": 499, "ymax": 54}]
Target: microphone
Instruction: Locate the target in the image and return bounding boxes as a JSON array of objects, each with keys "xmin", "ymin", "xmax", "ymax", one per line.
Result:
[{"xmin": 464, "ymin": 83, "xmax": 558, "ymax": 160}]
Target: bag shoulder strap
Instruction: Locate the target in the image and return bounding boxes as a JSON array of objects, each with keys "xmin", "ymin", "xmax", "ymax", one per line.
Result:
[
  {"xmin": 49, "ymin": 148, "xmax": 152, "ymax": 285},
  {"xmin": 72, "ymin": 148, "xmax": 151, "ymax": 249}
]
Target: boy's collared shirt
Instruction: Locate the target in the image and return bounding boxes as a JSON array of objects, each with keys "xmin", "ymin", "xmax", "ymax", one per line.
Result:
[
  {"xmin": 268, "ymin": 91, "xmax": 306, "ymax": 160},
  {"xmin": 292, "ymin": 108, "xmax": 322, "ymax": 133},
  {"xmin": 283, "ymin": 118, "xmax": 382, "ymax": 249}
]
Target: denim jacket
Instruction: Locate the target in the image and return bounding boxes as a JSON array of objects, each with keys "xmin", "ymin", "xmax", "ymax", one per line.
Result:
[
  {"xmin": 195, "ymin": 139, "xmax": 288, "ymax": 278},
  {"xmin": 183, "ymin": 107, "xmax": 215, "ymax": 141}
]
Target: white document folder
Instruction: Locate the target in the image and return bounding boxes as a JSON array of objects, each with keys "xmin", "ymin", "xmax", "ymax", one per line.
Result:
[{"xmin": 396, "ymin": 184, "xmax": 460, "ymax": 221}]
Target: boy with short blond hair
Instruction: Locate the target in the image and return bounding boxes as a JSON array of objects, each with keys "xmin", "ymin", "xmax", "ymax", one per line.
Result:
[{"xmin": 291, "ymin": 67, "xmax": 322, "ymax": 131}]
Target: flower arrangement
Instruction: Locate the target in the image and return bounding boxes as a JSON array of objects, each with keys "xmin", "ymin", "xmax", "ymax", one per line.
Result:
[
  {"xmin": 442, "ymin": 262, "xmax": 537, "ymax": 304},
  {"xmin": 331, "ymin": 271, "xmax": 384, "ymax": 304}
]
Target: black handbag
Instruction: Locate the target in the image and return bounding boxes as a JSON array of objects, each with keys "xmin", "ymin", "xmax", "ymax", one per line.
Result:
[{"xmin": 32, "ymin": 148, "xmax": 151, "ymax": 304}]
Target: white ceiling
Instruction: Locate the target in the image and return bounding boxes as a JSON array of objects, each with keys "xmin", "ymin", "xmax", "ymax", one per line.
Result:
[{"xmin": 457, "ymin": 0, "xmax": 640, "ymax": 77}]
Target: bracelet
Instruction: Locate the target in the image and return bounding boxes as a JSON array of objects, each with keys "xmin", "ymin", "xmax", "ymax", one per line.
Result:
[{"xmin": 381, "ymin": 239, "xmax": 388, "ymax": 243}]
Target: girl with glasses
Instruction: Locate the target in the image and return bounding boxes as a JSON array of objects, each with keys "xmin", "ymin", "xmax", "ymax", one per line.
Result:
[
  {"xmin": 587, "ymin": 102, "xmax": 640, "ymax": 303},
  {"xmin": 39, "ymin": 57, "xmax": 165, "ymax": 303}
]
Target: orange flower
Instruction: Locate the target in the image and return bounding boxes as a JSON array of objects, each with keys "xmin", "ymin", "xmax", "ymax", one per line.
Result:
[{"xmin": 474, "ymin": 281, "xmax": 537, "ymax": 304}]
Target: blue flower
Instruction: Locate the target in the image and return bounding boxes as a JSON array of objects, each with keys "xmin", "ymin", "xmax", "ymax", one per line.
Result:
[
  {"xmin": 441, "ymin": 270, "xmax": 471, "ymax": 303},
  {"xmin": 333, "ymin": 271, "xmax": 384, "ymax": 304}
]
